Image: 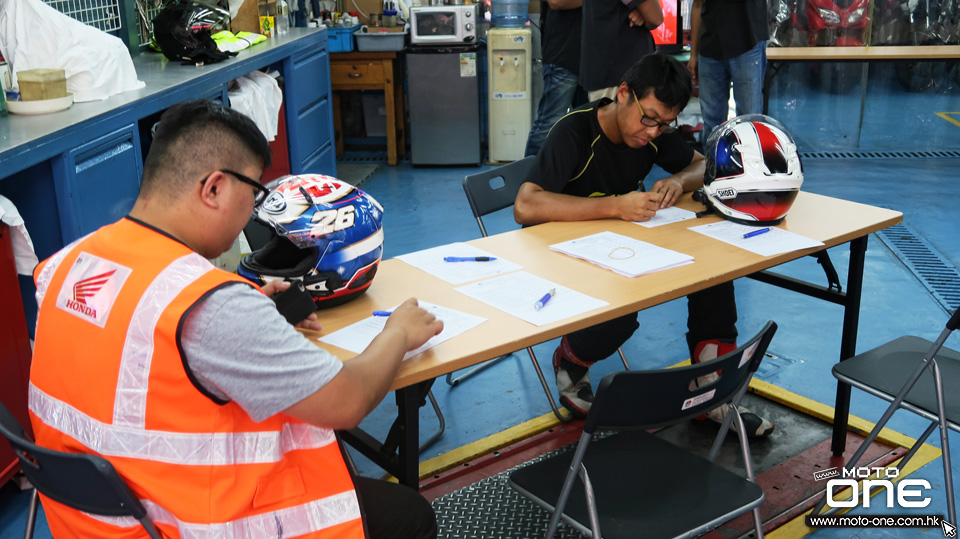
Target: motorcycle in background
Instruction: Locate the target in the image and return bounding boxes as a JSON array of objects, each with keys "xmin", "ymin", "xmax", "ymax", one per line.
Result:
[
  {"xmin": 889, "ymin": 0, "xmax": 960, "ymax": 92},
  {"xmin": 804, "ymin": 0, "xmax": 869, "ymax": 92}
]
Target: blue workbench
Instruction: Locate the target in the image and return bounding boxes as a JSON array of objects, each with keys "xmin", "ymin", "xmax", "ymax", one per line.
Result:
[{"xmin": 0, "ymin": 27, "xmax": 335, "ymax": 331}]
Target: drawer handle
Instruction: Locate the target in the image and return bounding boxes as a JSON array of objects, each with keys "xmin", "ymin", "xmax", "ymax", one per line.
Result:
[{"xmin": 348, "ymin": 73, "xmax": 363, "ymax": 78}]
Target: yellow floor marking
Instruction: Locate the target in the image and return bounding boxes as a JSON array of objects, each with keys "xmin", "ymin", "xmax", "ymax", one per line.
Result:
[{"xmin": 935, "ymin": 112, "xmax": 960, "ymax": 127}]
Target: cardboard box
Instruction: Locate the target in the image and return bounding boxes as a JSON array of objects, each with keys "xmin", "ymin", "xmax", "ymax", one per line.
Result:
[{"xmin": 17, "ymin": 69, "xmax": 67, "ymax": 101}]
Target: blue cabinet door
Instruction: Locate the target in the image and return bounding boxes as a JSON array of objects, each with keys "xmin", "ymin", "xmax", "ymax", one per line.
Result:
[
  {"xmin": 52, "ymin": 124, "xmax": 143, "ymax": 243},
  {"xmin": 284, "ymin": 37, "xmax": 336, "ymax": 176}
]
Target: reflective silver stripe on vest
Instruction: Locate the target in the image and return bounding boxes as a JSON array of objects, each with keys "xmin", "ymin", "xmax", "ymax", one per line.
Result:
[
  {"xmin": 35, "ymin": 235, "xmax": 90, "ymax": 307},
  {"xmin": 114, "ymin": 253, "xmax": 213, "ymax": 429},
  {"xmin": 30, "ymin": 384, "xmax": 337, "ymax": 465},
  {"xmin": 86, "ymin": 491, "xmax": 362, "ymax": 538}
]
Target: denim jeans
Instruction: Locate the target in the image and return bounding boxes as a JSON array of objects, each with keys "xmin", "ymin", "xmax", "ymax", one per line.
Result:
[
  {"xmin": 525, "ymin": 63, "xmax": 580, "ymax": 157},
  {"xmin": 697, "ymin": 40, "xmax": 768, "ymax": 144}
]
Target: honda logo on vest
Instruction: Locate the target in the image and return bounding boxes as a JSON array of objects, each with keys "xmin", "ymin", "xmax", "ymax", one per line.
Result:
[
  {"xmin": 63, "ymin": 270, "xmax": 116, "ymax": 318},
  {"xmin": 56, "ymin": 253, "xmax": 132, "ymax": 328}
]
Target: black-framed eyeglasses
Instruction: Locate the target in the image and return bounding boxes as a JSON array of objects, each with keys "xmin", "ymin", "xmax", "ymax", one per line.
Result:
[
  {"xmin": 220, "ymin": 169, "xmax": 270, "ymax": 209},
  {"xmin": 631, "ymin": 90, "xmax": 678, "ymax": 133}
]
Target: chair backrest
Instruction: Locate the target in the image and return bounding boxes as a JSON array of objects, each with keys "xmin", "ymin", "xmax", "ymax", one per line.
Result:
[
  {"xmin": 584, "ymin": 321, "xmax": 778, "ymax": 434},
  {"xmin": 0, "ymin": 401, "xmax": 159, "ymax": 536},
  {"xmin": 462, "ymin": 156, "xmax": 537, "ymax": 237}
]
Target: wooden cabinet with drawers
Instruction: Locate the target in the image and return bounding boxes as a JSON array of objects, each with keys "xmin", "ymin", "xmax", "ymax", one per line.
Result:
[{"xmin": 330, "ymin": 52, "xmax": 406, "ymax": 165}]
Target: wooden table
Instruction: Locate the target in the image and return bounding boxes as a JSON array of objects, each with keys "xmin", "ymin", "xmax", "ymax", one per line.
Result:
[
  {"xmin": 330, "ymin": 51, "xmax": 406, "ymax": 165},
  {"xmin": 763, "ymin": 44, "xmax": 960, "ymax": 113},
  {"xmin": 306, "ymin": 192, "xmax": 902, "ymax": 487}
]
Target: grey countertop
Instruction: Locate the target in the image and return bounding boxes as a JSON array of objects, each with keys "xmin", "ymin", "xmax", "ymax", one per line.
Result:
[{"xmin": 0, "ymin": 27, "xmax": 326, "ymax": 177}]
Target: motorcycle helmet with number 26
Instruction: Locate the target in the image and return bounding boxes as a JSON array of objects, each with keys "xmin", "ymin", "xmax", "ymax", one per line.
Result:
[
  {"xmin": 238, "ymin": 174, "xmax": 384, "ymax": 309},
  {"xmin": 694, "ymin": 114, "xmax": 803, "ymax": 225}
]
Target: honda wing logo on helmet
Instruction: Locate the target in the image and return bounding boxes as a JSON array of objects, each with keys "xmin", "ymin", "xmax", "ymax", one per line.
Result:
[{"xmin": 699, "ymin": 114, "xmax": 803, "ymax": 226}]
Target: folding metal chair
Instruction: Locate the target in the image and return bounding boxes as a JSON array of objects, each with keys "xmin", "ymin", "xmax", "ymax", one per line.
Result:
[
  {"xmin": 509, "ymin": 321, "xmax": 778, "ymax": 539},
  {"xmin": 0, "ymin": 401, "xmax": 162, "ymax": 539},
  {"xmin": 454, "ymin": 157, "xmax": 630, "ymax": 422},
  {"xmin": 812, "ymin": 309, "xmax": 960, "ymax": 523}
]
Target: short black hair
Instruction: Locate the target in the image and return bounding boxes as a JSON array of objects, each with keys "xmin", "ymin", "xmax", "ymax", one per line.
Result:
[
  {"xmin": 620, "ymin": 53, "xmax": 693, "ymax": 112},
  {"xmin": 141, "ymin": 100, "xmax": 272, "ymax": 199}
]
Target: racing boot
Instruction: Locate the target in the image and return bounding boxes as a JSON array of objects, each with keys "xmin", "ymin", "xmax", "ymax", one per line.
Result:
[
  {"xmin": 693, "ymin": 339, "xmax": 774, "ymax": 438},
  {"xmin": 552, "ymin": 336, "xmax": 594, "ymax": 419}
]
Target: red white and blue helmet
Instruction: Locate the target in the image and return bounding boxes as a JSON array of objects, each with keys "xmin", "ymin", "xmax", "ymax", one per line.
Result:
[
  {"xmin": 697, "ymin": 114, "xmax": 803, "ymax": 225},
  {"xmin": 238, "ymin": 174, "xmax": 384, "ymax": 309}
]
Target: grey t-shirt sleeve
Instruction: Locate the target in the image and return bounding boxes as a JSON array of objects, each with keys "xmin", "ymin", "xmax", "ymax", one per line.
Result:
[{"xmin": 180, "ymin": 283, "xmax": 343, "ymax": 422}]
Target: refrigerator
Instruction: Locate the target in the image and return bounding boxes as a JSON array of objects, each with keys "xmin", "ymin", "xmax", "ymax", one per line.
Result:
[{"xmin": 407, "ymin": 45, "xmax": 482, "ymax": 165}]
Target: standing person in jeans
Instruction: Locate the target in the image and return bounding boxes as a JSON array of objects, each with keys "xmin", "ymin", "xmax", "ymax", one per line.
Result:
[
  {"xmin": 580, "ymin": 0, "xmax": 663, "ymax": 101},
  {"xmin": 687, "ymin": 0, "xmax": 769, "ymax": 143},
  {"xmin": 524, "ymin": 0, "xmax": 582, "ymax": 157}
]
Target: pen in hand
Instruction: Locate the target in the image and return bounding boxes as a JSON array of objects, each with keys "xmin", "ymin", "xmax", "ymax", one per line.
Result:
[
  {"xmin": 443, "ymin": 256, "xmax": 497, "ymax": 262},
  {"xmin": 372, "ymin": 310, "xmax": 393, "ymax": 317},
  {"xmin": 534, "ymin": 288, "xmax": 556, "ymax": 311},
  {"xmin": 743, "ymin": 227, "xmax": 771, "ymax": 239}
]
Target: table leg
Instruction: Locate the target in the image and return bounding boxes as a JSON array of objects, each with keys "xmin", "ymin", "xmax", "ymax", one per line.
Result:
[
  {"xmin": 392, "ymin": 382, "xmax": 426, "ymax": 487},
  {"xmin": 383, "ymin": 59, "xmax": 397, "ymax": 166},
  {"xmin": 831, "ymin": 235, "xmax": 868, "ymax": 456}
]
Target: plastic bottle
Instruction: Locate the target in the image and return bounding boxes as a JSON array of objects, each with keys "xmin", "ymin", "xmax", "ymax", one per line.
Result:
[
  {"xmin": 490, "ymin": 0, "xmax": 528, "ymax": 27},
  {"xmin": 276, "ymin": 0, "xmax": 290, "ymax": 34}
]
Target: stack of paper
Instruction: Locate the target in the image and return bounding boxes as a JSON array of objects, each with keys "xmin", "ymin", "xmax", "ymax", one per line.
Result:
[
  {"xmin": 634, "ymin": 206, "xmax": 697, "ymax": 228},
  {"xmin": 318, "ymin": 302, "xmax": 486, "ymax": 361},
  {"xmin": 455, "ymin": 272, "xmax": 608, "ymax": 327},
  {"xmin": 688, "ymin": 221, "xmax": 824, "ymax": 257},
  {"xmin": 549, "ymin": 231, "xmax": 694, "ymax": 277},
  {"xmin": 396, "ymin": 242, "xmax": 522, "ymax": 284}
]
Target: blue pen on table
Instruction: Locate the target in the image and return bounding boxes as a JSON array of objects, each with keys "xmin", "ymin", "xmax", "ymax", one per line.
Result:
[
  {"xmin": 443, "ymin": 256, "xmax": 497, "ymax": 262},
  {"xmin": 534, "ymin": 288, "xmax": 556, "ymax": 311},
  {"xmin": 372, "ymin": 310, "xmax": 393, "ymax": 317},
  {"xmin": 742, "ymin": 227, "xmax": 771, "ymax": 239}
]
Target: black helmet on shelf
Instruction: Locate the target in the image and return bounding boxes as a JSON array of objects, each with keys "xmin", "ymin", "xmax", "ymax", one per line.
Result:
[{"xmin": 152, "ymin": 0, "xmax": 234, "ymax": 65}]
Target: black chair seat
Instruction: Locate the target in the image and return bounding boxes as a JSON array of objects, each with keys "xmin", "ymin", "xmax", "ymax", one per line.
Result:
[
  {"xmin": 833, "ymin": 335, "xmax": 960, "ymax": 428},
  {"xmin": 813, "ymin": 310, "xmax": 960, "ymax": 524},
  {"xmin": 509, "ymin": 430, "xmax": 764, "ymax": 539}
]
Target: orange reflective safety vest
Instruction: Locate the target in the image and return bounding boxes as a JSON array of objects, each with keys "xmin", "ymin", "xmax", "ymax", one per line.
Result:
[{"xmin": 29, "ymin": 218, "xmax": 365, "ymax": 539}]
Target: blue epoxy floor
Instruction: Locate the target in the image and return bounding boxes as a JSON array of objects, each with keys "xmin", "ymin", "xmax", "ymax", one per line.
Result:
[{"xmin": 2, "ymin": 83, "xmax": 959, "ymax": 537}]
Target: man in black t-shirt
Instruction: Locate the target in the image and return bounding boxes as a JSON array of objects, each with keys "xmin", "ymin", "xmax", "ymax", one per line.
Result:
[
  {"xmin": 580, "ymin": 0, "xmax": 662, "ymax": 101},
  {"xmin": 514, "ymin": 53, "xmax": 774, "ymax": 438}
]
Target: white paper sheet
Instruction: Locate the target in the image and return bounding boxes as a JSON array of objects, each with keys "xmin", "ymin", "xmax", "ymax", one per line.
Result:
[
  {"xmin": 549, "ymin": 231, "xmax": 694, "ymax": 278},
  {"xmin": 688, "ymin": 221, "xmax": 824, "ymax": 256},
  {"xmin": 396, "ymin": 242, "xmax": 522, "ymax": 284},
  {"xmin": 318, "ymin": 302, "xmax": 487, "ymax": 360},
  {"xmin": 454, "ymin": 271, "xmax": 608, "ymax": 327},
  {"xmin": 634, "ymin": 206, "xmax": 697, "ymax": 228}
]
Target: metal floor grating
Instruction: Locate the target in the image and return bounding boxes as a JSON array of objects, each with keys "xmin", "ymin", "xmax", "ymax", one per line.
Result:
[
  {"xmin": 337, "ymin": 151, "xmax": 395, "ymax": 163},
  {"xmin": 876, "ymin": 222, "xmax": 960, "ymax": 314},
  {"xmin": 431, "ymin": 444, "xmax": 584, "ymax": 539},
  {"xmin": 800, "ymin": 150, "xmax": 960, "ymax": 160}
]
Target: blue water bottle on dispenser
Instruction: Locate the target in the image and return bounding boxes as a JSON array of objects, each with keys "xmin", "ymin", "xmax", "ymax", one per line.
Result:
[{"xmin": 490, "ymin": 0, "xmax": 528, "ymax": 27}]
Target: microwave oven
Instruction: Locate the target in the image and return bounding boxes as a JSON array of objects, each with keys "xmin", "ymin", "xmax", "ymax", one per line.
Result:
[{"xmin": 409, "ymin": 4, "xmax": 478, "ymax": 45}]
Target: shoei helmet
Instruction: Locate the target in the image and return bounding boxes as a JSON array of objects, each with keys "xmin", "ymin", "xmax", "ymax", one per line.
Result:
[
  {"xmin": 696, "ymin": 114, "xmax": 803, "ymax": 225},
  {"xmin": 238, "ymin": 174, "xmax": 384, "ymax": 309}
]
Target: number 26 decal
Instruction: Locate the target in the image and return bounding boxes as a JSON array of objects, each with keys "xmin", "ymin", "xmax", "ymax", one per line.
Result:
[{"xmin": 310, "ymin": 205, "xmax": 355, "ymax": 235}]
